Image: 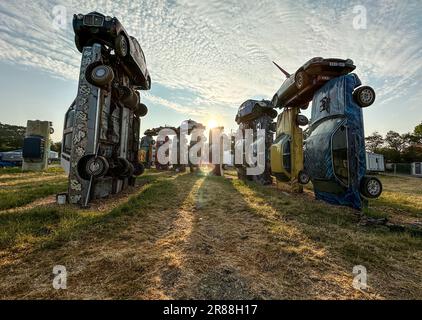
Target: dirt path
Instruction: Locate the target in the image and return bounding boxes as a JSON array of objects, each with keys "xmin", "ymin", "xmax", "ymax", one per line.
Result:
[{"xmin": 0, "ymin": 172, "xmax": 419, "ymax": 299}]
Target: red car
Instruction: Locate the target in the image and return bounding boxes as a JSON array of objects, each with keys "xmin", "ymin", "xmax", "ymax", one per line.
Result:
[{"xmin": 271, "ymin": 57, "xmax": 362, "ymax": 110}]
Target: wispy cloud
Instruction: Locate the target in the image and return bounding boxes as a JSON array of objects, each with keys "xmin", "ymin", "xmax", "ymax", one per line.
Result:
[{"xmin": 0, "ymin": 0, "xmax": 421, "ymax": 128}]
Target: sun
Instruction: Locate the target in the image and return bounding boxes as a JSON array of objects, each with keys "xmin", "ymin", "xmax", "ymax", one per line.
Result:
[{"xmin": 207, "ymin": 119, "xmax": 218, "ymax": 129}]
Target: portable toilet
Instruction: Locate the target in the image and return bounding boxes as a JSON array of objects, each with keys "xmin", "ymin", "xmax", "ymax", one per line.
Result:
[
  {"xmin": 22, "ymin": 120, "xmax": 53, "ymax": 171},
  {"xmin": 366, "ymin": 152, "xmax": 385, "ymax": 172},
  {"xmin": 411, "ymin": 162, "xmax": 422, "ymax": 176}
]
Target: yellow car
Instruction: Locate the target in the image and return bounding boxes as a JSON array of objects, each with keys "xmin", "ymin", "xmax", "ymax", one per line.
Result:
[{"xmin": 270, "ymin": 108, "xmax": 309, "ymax": 191}]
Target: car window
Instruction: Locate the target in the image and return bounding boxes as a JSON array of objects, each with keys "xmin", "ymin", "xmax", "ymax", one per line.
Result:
[
  {"xmin": 63, "ymin": 133, "xmax": 72, "ymax": 154},
  {"xmin": 310, "ymin": 117, "xmax": 343, "ymax": 137},
  {"xmin": 332, "ymin": 124, "xmax": 349, "ymax": 186},
  {"xmin": 65, "ymin": 109, "xmax": 75, "ymax": 129},
  {"xmin": 282, "ymin": 137, "xmax": 291, "ymax": 174}
]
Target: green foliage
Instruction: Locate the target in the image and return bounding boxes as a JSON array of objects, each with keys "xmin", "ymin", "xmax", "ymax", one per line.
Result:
[
  {"xmin": 366, "ymin": 122, "xmax": 422, "ymax": 162},
  {"xmin": 0, "ymin": 122, "xmax": 26, "ymax": 151}
]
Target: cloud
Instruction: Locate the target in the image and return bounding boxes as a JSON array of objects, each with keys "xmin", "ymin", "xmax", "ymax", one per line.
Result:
[{"xmin": 0, "ymin": 0, "xmax": 421, "ymax": 120}]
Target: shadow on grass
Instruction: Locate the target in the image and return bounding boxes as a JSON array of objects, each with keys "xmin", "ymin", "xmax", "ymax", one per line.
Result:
[
  {"xmin": 0, "ymin": 180, "xmax": 68, "ymax": 211},
  {"xmin": 0, "ymin": 172, "xmax": 201, "ymax": 253},
  {"xmin": 227, "ymin": 178, "xmax": 422, "ymax": 298}
]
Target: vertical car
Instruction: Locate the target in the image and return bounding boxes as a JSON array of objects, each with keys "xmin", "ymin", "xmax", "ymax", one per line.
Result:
[
  {"xmin": 235, "ymin": 100, "xmax": 278, "ymax": 184},
  {"xmin": 270, "ymin": 108, "xmax": 309, "ymax": 192},
  {"xmin": 303, "ymin": 73, "xmax": 381, "ymax": 210}
]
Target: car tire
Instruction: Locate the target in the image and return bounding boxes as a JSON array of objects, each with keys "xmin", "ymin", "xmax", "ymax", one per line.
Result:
[
  {"xmin": 134, "ymin": 162, "xmax": 145, "ymax": 176},
  {"xmin": 354, "ymin": 86, "xmax": 376, "ymax": 108},
  {"xmin": 296, "ymin": 114, "xmax": 309, "ymax": 126},
  {"xmin": 78, "ymin": 155, "xmax": 109, "ymax": 180},
  {"xmin": 115, "ymin": 34, "xmax": 129, "ymax": 58},
  {"xmin": 298, "ymin": 170, "xmax": 310, "ymax": 185},
  {"xmin": 267, "ymin": 109, "xmax": 278, "ymax": 119},
  {"xmin": 87, "ymin": 65, "xmax": 114, "ymax": 87},
  {"xmin": 295, "ymin": 70, "xmax": 309, "ymax": 90},
  {"xmin": 119, "ymin": 85, "xmax": 133, "ymax": 100},
  {"xmin": 116, "ymin": 157, "xmax": 134, "ymax": 178},
  {"xmin": 135, "ymin": 103, "xmax": 148, "ymax": 117},
  {"xmin": 360, "ymin": 176, "xmax": 382, "ymax": 198}
]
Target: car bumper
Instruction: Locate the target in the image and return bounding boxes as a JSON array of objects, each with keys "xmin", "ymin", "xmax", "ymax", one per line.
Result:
[{"xmin": 304, "ymin": 60, "xmax": 356, "ymax": 76}]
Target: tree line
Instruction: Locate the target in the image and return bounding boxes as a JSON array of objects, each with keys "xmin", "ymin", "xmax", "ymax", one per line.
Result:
[
  {"xmin": 365, "ymin": 122, "xmax": 422, "ymax": 163},
  {"xmin": 0, "ymin": 122, "xmax": 61, "ymax": 153}
]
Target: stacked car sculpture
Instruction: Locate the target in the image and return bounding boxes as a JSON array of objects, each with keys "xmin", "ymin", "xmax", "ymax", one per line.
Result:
[
  {"xmin": 236, "ymin": 57, "xmax": 381, "ymax": 210},
  {"xmin": 61, "ymin": 12, "xmax": 150, "ymax": 206}
]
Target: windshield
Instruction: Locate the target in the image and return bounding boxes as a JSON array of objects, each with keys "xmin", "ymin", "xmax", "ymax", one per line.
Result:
[{"xmin": 310, "ymin": 117, "xmax": 344, "ymax": 137}]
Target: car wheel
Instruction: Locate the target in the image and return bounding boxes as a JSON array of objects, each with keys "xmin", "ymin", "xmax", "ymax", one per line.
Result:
[
  {"xmin": 354, "ymin": 86, "xmax": 376, "ymax": 107},
  {"xmin": 360, "ymin": 176, "xmax": 382, "ymax": 198},
  {"xmin": 115, "ymin": 34, "xmax": 128, "ymax": 58},
  {"xmin": 115, "ymin": 157, "xmax": 134, "ymax": 178},
  {"xmin": 127, "ymin": 90, "xmax": 140, "ymax": 108},
  {"xmin": 133, "ymin": 163, "xmax": 145, "ymax": 176},
  {"xmin": 135, "ymin": 103, "xmax": 148, "ymax": 117},
  {"xmin": 296, "ymin": 114, "xmax": 309, "ymax": 126},
  {"xmin": 267, "ymin": 109, "xmax": 278, "ymax": 119},
  {"xmin": 298, "ymin": 170, "xmax": 310, "ymax": 185},
  {"xmin": 88, "ymin": 65, "xmax": 115, "ymax": 87},
  {"xmin": 295, "ymin": 70, "xmax": 309, "ymax": 90},
  {"xmin": 119, "ymin": 85, "xmax": 133, "ymax": 100},
  {"xmin": 120, "ymin": 87, "xmax": 138, "ymax": 108},
  {"xmin": 78, "ymin": 155, "xmax": 109, "ymax": 180}
]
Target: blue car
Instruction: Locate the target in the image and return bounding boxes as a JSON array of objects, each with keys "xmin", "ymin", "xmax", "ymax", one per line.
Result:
[{"xmin": 304, "ymin": 73, "xmax": 382, "ymax": 210}]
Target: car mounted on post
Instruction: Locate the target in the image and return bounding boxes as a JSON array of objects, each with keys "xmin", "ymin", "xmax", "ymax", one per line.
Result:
[
  {"xmin": 235, "ymin": 99, "xmax": 278, "ymax": 185},
  {"xmin": 271, "ymin": 57, "xmax": 358, "ymax": 110},
  {"xmin": 61, "ymin": 12, "xmax": 151, "ymax": 206},
  {"xmin": 303, "ymin": 73, "xmax": 381, "ymax": 210}
]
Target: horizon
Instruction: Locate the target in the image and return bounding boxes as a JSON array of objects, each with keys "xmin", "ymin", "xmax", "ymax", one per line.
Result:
[{"xmin": 0, "ymin": 0, "xmax": 421, "ymax": 142}]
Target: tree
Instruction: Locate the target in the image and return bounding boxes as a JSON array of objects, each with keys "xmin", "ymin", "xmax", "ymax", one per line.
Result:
[
  {"xmin": 51, "ymin": 141, "xmax": 62, "ymax": 154},
  {"xmin": 0, "ymin": 122, "xmax": 26, "ymax": 151},
  {"xmin": 413, "ymin": 122, "xmax": 422, "ymax": 143},
  {"xmin": 365, "ymin": 131, "xmax": 384, "ymax": 152},
  {"xmin": 385, "ymin": 131, "xmax": 404, "ymax": 152}
]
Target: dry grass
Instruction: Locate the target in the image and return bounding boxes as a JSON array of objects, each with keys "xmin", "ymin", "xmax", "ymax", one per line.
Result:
[{"xmin": 0, "ymin": 169, "xmax": 420, "ymax": 299}]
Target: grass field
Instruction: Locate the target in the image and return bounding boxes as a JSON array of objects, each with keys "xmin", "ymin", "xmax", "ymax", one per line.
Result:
[{"xmin": 0, "ymin": 167, "xmax": 420, "ymax": 299}]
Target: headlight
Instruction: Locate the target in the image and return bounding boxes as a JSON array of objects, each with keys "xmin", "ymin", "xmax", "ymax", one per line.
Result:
[
  {"xmin": 105, "ymin": 16, "xmax": 112, "ymax": 22},
  {"xmin": 77, "ymin": 14, "xmax": 84, "ymax": 20}
]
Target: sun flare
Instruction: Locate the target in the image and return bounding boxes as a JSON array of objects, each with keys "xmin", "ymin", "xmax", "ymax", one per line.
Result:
[{"xmin": 207, "ymin": 119, "xmax": 218, "ymax": 129}]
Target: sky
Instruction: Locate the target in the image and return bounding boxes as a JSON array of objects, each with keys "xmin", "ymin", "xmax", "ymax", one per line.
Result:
[{"xmin": 0, "ymin": 0, "xmax": 421, "ymax": 143}]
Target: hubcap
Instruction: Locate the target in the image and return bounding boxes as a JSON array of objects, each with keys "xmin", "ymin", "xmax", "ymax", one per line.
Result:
[
  {"xmin": 367, "ymin": 180, "xmax": 380, "ymax": 196},
  {"xmin": 87, "ymin": 159, "xmax": 103, "ymax": 175},
  {"xmin": 361, "ymin": 89, "xmax": 373, "ymax": 104},
  {"xmin": 95, "ymin": 67, "xmax": 106, "ymax": 78}
]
